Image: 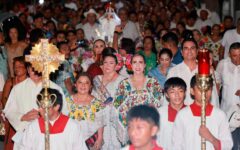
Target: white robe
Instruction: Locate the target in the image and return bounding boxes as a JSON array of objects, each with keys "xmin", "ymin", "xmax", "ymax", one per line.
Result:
[
  {"xmin": 216, "ymin": 58, "xmax": 240, "ymax": 113},
  {"xmin": 171, "ymin": 105, "xmax": 233, "ymax": 150},
  {"xmin": 3, "ymin": 78, "xmax": 68, "ymax": 131},
  {"xmin": 157, "ymin": 106, "xmax": 174, "ymax": 150},
  {"xmin": 167, "ymin": 62, "xmax": 219, "ymax": 106},
  {"xmin": 17, "ymin": 116, "xmax": 88, "ymax": 150}
]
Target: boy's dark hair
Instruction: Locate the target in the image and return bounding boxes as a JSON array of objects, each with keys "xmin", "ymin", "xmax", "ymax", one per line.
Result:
[
  {"xmin": 38, "ymin": 88, "xmax": 63, "ymax": 112},
  {"xmin": 229, "ymin": 42, "xmax": 240, "ymax": 52},
  {"xmin": 162, "ymin": 32, "xmax": 179, "ymax": 46},
  {"xmin": 121, "ymin": 38, "xmax": 135, "ymax": 55},
  {"xmin": 159, "ymin": 48, "xmax": 173, "ymax": 59},
  {"xmin": 181, "ymin": 38, "xmax": 198, "ymax": 50},
  {"xmin": 33, "ymin": 13, "xmax": 44, "ymax": 21},
  {"xmin": 164, "ymin": 77, "xmax": 187, "ymax": 93},
  {"xmin": 127, "ymin": 105, "xmax": 160, "ymax": 127},
  {"xmin": 190, "ymin": 75, "xmax": 213, "ymax": 89},
  {"xmin": 29, "ymin": 28, "xmax": 44, "ymax": 43}
]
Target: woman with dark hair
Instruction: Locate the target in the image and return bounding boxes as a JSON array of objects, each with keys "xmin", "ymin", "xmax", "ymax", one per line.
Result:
[
  {"xmin": 138, "ymin": 36, "xmax": 157, "ymax": 74},
  {"xmin": 92, "ymin": 51, "xmax": 125, "ymax": 149},
  {"xmin": 113, "ymin": 53, "xmax": 163, "ymax": 144},
  {"xmin": 148, "ymin": 48, "xmax": 175, "ymax": 87},
  {"xmin": 5, "ymin": 27, "xmax": 27, "ymax": 77},
  {"xmin": 1, "ymin": 56, "xmax": 28, "ymax": 150},
  {"xmin": 66, "ymin": 72, "xmax": 105, "ymax": 150}
]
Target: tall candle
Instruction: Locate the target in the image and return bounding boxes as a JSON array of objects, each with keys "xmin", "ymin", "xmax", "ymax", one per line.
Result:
[{"xmin": 198, "ymin": 49, "xmax": 210, "ymax": 75}]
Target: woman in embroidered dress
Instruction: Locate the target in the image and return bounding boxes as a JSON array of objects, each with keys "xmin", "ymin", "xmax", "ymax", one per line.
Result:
[
  {"xmin": 66, "ymin": 73, "xmax": 105, "ymax": 150},
  {"xmin": 113, "ymin": 53, "xmax": 163, "ymax": 145},
  {"xmin": 92, "ymin": 47, "xmax": 126, "ymax": 150}
]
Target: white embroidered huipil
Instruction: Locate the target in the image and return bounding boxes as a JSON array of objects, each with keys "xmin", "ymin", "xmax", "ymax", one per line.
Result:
[
  {"xmin": 171, "ymin": 104, "xmax": 233, "ymax": 150},
  {"xmin": 216, "ymin": 58, "xmax": 240, "ymax": 113},
  {"xmin": 3, "ymin": 78, "xmax": 68, "ymax": 131}
]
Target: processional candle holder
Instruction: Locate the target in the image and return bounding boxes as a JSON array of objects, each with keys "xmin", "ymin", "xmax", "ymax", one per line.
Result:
[
  {"xmin": 25, "ymin": 39, "xmax": 64, "ymax": 150},
  {"xmin": 196, "ymin": 48, "xmax": 212, "ymax": 150}
]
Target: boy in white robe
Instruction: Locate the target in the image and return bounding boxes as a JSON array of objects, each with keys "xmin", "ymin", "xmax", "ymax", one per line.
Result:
[
  {"xmin": 171, "ymin": 75, "xmax": 233, "ymax": 150},
  {"xmin": 157, "ymin": 77, "xmax": 187, "ymax": 150},
  {"xmin": 121, "ymin": 105, "xmax": 163, "ymax": 150},
  {"xmin": 18, "ymin": 88, "xmax": 88, "ymax": 150}
]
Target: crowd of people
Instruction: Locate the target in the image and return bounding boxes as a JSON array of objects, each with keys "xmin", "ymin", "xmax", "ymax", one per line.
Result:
[{"xmin": 0, "ymin": 0, "xmax": 239, "ymax": 150}]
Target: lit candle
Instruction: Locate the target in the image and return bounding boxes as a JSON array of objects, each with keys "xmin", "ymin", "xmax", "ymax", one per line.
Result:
[{"xmin": 198, "ymin": 49, "xmax": 210, "ymax": 75}]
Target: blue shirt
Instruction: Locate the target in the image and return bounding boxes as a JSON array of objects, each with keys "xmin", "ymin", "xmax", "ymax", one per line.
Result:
[
  {"xmin": 172, "ymin": 48, "xmax": 183, "ymax": 65},
  {"xmin": 148, "ymin": 64, "xmax": 174, "ymax": 87}
]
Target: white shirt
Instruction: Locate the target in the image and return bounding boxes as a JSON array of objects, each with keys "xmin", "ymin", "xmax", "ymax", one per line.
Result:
[
  {"xmin": 121, "ymin": 21, "xmax": 140, "ymax": 42},
  {"xmin": 17, "ymin": 117, "xmax": 88, "ymax": 150},
  {"xmin": 0, "ymin": 73, "xmax": 4, "ymax": 91},
  {"xmin": 82, "ymin": 23, "xmax": 101, "ymax": 42},
  {"xmin": 167, "ymin": 62, "xmax": 219, "ymax": 106},
  {"xmin": 216, "ymin": 58, "xmax": 240, "ymax": 113},
  {"xmin": 195, "ymin": 18, "xmax": 213, "ymax": 31},
  {"xmin": 3, "ymin": 78, "xmax": 68, "ymax": 131},
  {"xmin": 171, "ymin": 106, "xmax": 233, "ymax": 150},
  {"xmin": 222, "ymin": 29, "xmax": 240, "ymax": 58}
]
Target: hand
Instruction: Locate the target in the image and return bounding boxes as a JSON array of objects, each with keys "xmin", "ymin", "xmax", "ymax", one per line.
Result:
[
  {"xmin": 199, "ymin": 125, "xmax": 215, "ymax": 142},
  {"xmin": 235, "ymin": 90, "xmax": 240, "ymax": 96},
  {"xmin": 21, "ymin": 109, "xmax": 39, "ymax": 122},
  {"xmin": 93, "ymin": 138, "xmax": 103, "ymax": 150}
]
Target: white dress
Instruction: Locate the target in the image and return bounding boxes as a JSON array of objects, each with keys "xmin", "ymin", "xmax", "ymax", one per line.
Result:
[{"xmin": 92, "ymin": 75, "xmax": 126, "ymax": 150}]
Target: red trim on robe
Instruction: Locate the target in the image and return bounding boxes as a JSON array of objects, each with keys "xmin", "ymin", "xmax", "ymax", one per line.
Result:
[
  {"xmin": 168, "ymin": 104, "xmax": 186, "ymax": 122},
  {"xmin": 190, "ymin": 102, "xmax": 213, "ymax": 117},
  {"xmin": 217, "ymin": 139, "xmax": 221, "ymax": 150},
  {"xmin": 129, "ymin": 140, "xmax": 163, "ymax": 150},
  {"xmin": 38, "ymin": 114, "xmax": 69, "ymax": 134}
]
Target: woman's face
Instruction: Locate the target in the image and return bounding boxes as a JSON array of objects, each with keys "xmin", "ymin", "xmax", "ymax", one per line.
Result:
[
  {"xmin": 144, "ymin": 38, "xmax": 153, "ymax": 51},
  {"xmin": 14, "ymin": 61, "xmax": 27, "ymax": 77},
  {"xmin": 131, "ymin": 55, "xmax": 146, "ymax": 75},
  {"xmin": 76, "ymin": 30, "xmax": 85, "ymax": 40},
  {"xmin": 75, "ymin": 76, "xmax": 92, "ymax": 95},
  {"xmin": 93, "ymin": 41, "xmax": 105, "ymax": 55},
  {"xmin": 102, "ymin": 56, "xmax": 117, "ymax": 74},
  {"xmin": 158, "ymin": 53, "xmax": 172, "ymax": 68},
  {"xmin": 212, "ymin": 26, "xmax": 220, "ymax": 36},
  {"xmin": 9, "ymin": 28, "xmax": 18, "ymax": 41}
]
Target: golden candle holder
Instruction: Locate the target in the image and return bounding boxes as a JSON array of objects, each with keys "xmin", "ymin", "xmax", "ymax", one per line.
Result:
[
  {"xmin": 25, "ymin": 39, "xmax": 64, "ymax": 150},
  {"xmin": 196, "ymin": 74, "xmax": 212, "ymax": 150}
]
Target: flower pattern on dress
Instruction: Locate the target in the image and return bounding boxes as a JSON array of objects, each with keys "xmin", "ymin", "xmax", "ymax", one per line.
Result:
[
  {"xmin": 66, "ymin": 97, "xmax": 104, "ymax": 121},
  {"xmin": 114, "ymin": 77, "xmax": 163, "ymax": 127}
]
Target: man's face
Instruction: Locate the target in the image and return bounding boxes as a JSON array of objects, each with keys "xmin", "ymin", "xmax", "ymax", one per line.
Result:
[
  {"xmin": 200, "ymin": 10, "xmax": 208, "ymax": 21},
  {"xmin": 128, "ymin": 118, "xmax": 158, "ymax": 149},
  {"xmin": 229, "ymin": 48, "xmax": 240, "ymax": 66},
  {"xmin": 182, "ymin": 41, "xmax": 197, "ymax": 61},
  {"xmin": 87, "ymin": 14, "xmax": 96, "ymax": 24},
  {"xmin": 118, "ymin": 10, "xmax": 128, "ymax": 22},
  {"xmin": 166, "ymin": 87, "xmax": 185, "ymax": 106}
]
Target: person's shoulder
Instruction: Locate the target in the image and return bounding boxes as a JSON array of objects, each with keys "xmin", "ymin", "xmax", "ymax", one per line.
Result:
[
  {"xmin": 223, "ymin": 29, "xmax": 236, "ymax": 36},
  {"xmin": 212, "ymin": 106, "xmax": 226, "ymax": 118}
]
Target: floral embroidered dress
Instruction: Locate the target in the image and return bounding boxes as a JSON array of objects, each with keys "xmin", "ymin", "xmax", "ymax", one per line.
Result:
[
  {"xmin": 66, "ymin": 96, "xmax": 106, "ymax": 143},
  {"xmin": 112, "ymin": 77, "xmax": 163, "ymax": 144}
]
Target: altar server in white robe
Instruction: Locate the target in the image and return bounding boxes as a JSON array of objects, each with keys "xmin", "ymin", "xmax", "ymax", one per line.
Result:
[
  {"xmin": 18, "ymin": 88, "xmax": 88, "ymax": 150},
  {"xmin": 3, "ymin": 64, "xmax": 68, "ymax": 132},
  {"xmin": 157, "ymin": 77, "xmax": 187, "ymax": 150},
  {"xmin": 171, "ymin": 75, "xmax": 233, "ymax": 150},
  {"xmin": 167, "ymin": 38, "xmax": 219, "ymax": 106}
]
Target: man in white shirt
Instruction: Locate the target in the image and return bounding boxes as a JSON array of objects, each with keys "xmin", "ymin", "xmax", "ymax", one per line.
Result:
[
  {"xmin": 116, "ymin": 8, "xmax": 139, "ymax": 42},
  {"xmin": 222, "ymin": 18, "xmax": 240, "ymax": 58},
  {"xmin": 216, "ymin": 42, "xmax": 240, "ymax": 150},
  {"xmin": 195, "ymin": 8, "xmax": 213, "ymax": 32},
  {"xmin": 171, "ymin": 75, "xmax": 233, "ymax": 150},
  {"xmin": 167, "ymin": 38, "xmax": 219, "ymax": 106},
  {"xmin": 82, "ymin": 9, "xmax": 101, "ymax": 42},
  {"xmin": 3, "ymin": 64, "xmax": 68, "ymax": 132}
]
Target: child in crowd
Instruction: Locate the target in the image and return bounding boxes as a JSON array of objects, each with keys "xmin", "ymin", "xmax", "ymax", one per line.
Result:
[
  {"xmin": 122, "ymin": 105, "xmax": 163, "ymax": 150},
  {"xmin": 157, "ymin": 77, "xmax": 187, "ymax": 149},
  {"xmin": 171, "ymin": 75, "xmax": 233, "ymax": 150}
]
